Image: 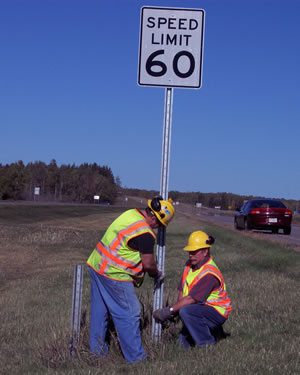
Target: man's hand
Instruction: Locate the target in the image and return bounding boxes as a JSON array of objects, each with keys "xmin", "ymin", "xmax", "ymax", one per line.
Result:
[
  {"xmin": 153, "ymin": 307, "xmax": 172, "ymax": 322},
  {"xmin": 154, "ymin": 270, "xmax": 165, "ymax": 290}
]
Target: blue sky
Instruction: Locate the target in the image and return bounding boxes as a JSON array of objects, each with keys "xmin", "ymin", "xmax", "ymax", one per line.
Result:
[{"xmin": 1, "ymin": 0, "xmax": 299, "ymax": 200}]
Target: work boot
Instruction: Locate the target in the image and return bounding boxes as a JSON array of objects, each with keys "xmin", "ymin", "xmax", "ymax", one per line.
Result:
[{"xmin": 211, "ymin": 325, "xmax": 230, "ymax": 342}]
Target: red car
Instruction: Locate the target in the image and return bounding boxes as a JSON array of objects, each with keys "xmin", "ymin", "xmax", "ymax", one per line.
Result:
[{"xmin": 234, "ymin": 199, "xmax": 292, "ymax": 235}]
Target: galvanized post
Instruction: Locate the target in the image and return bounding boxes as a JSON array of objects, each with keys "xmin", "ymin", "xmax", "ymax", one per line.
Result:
[
  {"xmin": 69, "ymin": 264, "xmax": 84, "ymax": 356},
  {"xmin": 152, "ymin": 87, "xmax": 173, "ymax": 342}
]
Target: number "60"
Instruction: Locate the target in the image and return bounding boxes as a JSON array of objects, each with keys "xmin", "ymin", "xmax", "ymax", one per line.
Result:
[{"xmin": 146, "ymin": 49, "xmax": 195, "ymax": 78}]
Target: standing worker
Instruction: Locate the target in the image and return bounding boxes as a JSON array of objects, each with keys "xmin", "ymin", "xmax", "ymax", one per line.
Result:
[
  {"xmin": 87, "ymin": 196, "xmax": 175, "ymax": 363},
  {"xmin": 153, "ymin": 230, "xmax": 231, "ymax": 347}
]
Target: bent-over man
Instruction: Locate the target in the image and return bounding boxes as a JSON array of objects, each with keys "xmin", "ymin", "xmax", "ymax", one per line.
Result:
[{"xmin": 87, "ymin": 196, "xmax": 175, "ymax": 362}]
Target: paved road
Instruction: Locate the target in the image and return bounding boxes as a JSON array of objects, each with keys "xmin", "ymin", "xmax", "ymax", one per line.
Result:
[
  {"xmin": 177, "ymin": 204, "xmax": 300, "ymax": 249},
  {"xmin": 202, "ymin": 212, "xmax": 300, "ymax": 246}
]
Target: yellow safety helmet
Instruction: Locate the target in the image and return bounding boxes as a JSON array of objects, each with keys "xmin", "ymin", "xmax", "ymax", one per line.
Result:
[
  {"xmin": 148, "ymin": 196, "xmax": 175, "ymax": 227},
  {"xmin": 183, "ymin": 231, "xmax": 215, "ymax": 251}
]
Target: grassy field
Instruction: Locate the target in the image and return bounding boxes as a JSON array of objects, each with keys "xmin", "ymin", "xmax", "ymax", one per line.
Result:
[
  {"xmin": 0, "ymin": 204, "xmax": 299, "ymax": 375},
  {"xmin": 292, "ymin": 214, "xmax": 300, "ymax": 224}
]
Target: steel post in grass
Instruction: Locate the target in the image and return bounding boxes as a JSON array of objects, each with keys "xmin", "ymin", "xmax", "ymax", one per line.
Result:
[
  {"xmin": 152, "ymin": 87, "xmax": 173, "ymax": 342},
  {"xmin": 69, "ymin": 264, "xmax": 84, "ymax": 356}
]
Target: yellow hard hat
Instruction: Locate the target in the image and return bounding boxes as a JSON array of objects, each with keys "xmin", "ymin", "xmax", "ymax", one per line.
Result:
[
  {"xmin": 148, "ymin": 196, "xmax": 175, "ymax": 227},
  {"xmin": 183, "ymin": 231, "xmax": 215, "ymax": 251}
]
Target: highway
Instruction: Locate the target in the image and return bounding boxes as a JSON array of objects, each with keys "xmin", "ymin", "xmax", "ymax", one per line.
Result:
[
  {"xmin": 177, "ymin": 204, "xmax": 300, "ymax": 249},
  {"xmin": 2, "ymin": 198, "xmax": 299, "ymax": 249}
]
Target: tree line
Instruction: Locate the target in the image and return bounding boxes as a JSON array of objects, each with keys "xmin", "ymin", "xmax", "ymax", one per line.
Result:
[
  {"xmin": 0, "ymin": 160, "xmax": 118, "ymax": 203},
  {"xmin": 1, "ymin": 161, "xmax": 298, "ymax": 211},
  {"xmin": 122, "ymin": 188, "xmax": 299, "ymax": 212}
]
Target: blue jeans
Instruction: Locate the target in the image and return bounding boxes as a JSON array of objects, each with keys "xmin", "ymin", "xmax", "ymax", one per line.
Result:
[
  {"xmin": 178, "ymin": 304, "xmax": 226, "ymax": 348},
  {"xmin": 89, "ymin": 267, "xmax": 146, "ymax": 363}
]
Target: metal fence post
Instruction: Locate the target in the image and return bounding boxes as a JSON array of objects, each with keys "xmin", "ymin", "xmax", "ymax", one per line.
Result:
[{"xmin": 69, "ymin": 264, "xmax": 84, "ymax": 356}]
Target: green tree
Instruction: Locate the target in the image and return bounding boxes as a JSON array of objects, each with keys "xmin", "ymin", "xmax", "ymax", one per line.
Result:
[
  {"xmin": 1, "ymin": 161, "xmax": 29, "ymax": 200},
  {"xmin": 47, "ymin": 159, "xmax": 60, "ymax": 200}
]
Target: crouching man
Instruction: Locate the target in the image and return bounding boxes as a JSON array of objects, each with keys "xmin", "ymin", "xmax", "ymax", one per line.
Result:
[{"xmin": 153, "ymin": 230, "xmax": 232, "ymax": 348}]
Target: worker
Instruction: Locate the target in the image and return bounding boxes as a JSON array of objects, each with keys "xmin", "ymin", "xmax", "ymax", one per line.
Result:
[
  {"xmin": 153, "ymin": 230, "xmax": 231, "ymax": 347},
  {"xmin": 87, "ymin": 196, "xmax": 175, "ymax": 363}
]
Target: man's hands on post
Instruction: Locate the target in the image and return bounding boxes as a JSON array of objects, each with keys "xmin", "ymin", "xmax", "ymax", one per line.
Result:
[
  {"xmin": 154, "ymin": 270, "xmax": 165, "ymax": 290},
  {"xmin": 153, "ymin": 307, "xmax": 172, "ymax": 322}
]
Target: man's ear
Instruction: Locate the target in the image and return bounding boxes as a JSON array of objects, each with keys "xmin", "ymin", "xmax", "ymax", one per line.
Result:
[
  {"xmin": 203, "ymin": 248, "xmax": 209, "ymax": 256},
  {"xmin": 146, "ymin": 211, "xmax": 156, "ymax": 226},
  {"xmin": 151, "ymin": 214, "xmax": 157, "ymax": 225}
]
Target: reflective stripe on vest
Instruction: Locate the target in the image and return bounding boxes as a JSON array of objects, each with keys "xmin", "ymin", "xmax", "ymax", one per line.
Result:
[
  {"xmin": 182, "ymin": 257, "xmax": 232, "ymax": 319},
  {"xmin": 109, "ymin": 220, "xmax": 152, "ymax": 253},
  {"xmin": 87, "ymin": 209, "xmax": 155, "ymax": 282},
  {"xmin": 95, "ymin": 240, "xmax": 144, "ymax": 274}
]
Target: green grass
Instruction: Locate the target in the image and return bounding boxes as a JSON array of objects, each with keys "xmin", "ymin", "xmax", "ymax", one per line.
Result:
[
  {"xmin": 293, "ymin": 214, "xmax": 300, "ymax": 224},
  {"xmin": 0, "ymin": 204, "xmax": 122, "ymax": 225},
  {"xmin": 0, "ymin": 204, "xmax": 299, "ymax": 375}
]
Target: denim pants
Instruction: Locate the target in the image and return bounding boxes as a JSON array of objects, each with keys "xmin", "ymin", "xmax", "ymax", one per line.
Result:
[
  {"xmin": 178, "ymin": 304, "xmax": 226, "ymax": 348},
  {"xmin": 89, "ymin": 267, "xmax": 146, "ymax": 363}
]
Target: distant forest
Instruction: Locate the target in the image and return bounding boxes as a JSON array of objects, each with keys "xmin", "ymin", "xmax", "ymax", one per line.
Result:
[
  {"xmin": 0, "ymin": 161, "xmax": 298, "ymax": 211},
  {"xmin": 122, "ymin": 188, "xmax": 299, "ymax": 212},
  {"xmin": 0, "ymin": 160, "xmax": 118, "ymax": 203}
]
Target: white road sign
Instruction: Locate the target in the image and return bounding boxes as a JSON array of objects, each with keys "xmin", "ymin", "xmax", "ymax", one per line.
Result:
[{"xmin": 138, "ymin": 7, "xmax": 205, "ymax": 88}]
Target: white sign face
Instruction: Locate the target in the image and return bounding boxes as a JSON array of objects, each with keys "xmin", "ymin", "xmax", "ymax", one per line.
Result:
[
  {"xmin": 138, "ymin": 7, "xmax": 205, "ymax": 88},
  {"xmin": 94, "ymin": 195, "xmax": 100, "ymax": 200},
  {"xmin": 34, "ymin": 187, "xmax": 40, "ymax": 195}
]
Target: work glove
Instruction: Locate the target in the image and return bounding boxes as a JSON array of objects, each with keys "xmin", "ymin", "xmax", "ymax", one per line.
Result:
[
  {"xmin": 153, "ymin": 307, "xmax": 172, "ymax": 322},
  {"xmin": 133, "ymin": 276, "xmax": 144, "ymax": 288},
  {"xmin": 154, "ymin": 270, "xmax": 165, "ymax": 290}
]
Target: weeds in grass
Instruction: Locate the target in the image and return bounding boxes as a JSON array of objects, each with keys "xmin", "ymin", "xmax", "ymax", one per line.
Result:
[{"xmin": 0, "ymin": 205, "xmax": 299, "ymax": 375}]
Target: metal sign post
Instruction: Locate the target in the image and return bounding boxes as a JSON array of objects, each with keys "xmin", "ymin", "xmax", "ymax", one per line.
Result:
[
  {"xmin": 69, "ymin": 264, "xmax": 84, "ymax": 356},
  {"xmin": 138, "ymin": 6, "xmax": 205, "ymax": 342},
  {"xmin": 152, "ymin": 87, "xmax": 173, "ymax": 342}
]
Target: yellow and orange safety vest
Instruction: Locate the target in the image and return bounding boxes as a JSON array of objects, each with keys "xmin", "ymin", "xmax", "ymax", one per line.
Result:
[
  {"xmin": 87, "ymin": 209, "xmax": 155, "ymax": 282},
  {"xmin": 181, "ymin": 257, "xmax": 232, "ymax": 318}
]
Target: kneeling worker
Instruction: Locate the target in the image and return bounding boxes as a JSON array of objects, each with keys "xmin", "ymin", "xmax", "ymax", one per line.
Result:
[
  {"xmin": 153, "ymin": 230, "xmax": 231, "ymax": 347},
  {"xmin": 87, "ymin": 196, "xmax": 175, "ymax": 363}
]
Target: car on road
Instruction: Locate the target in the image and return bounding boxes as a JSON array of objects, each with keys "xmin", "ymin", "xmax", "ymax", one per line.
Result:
[{"xmin": 234, "ymin": 199, "xmax": 293, "ymax": 235}]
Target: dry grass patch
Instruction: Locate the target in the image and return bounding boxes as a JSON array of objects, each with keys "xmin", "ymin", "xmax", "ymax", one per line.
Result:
[{"xmin": 0, "ymin": 205, "xmax": 299, "ymax": 375}]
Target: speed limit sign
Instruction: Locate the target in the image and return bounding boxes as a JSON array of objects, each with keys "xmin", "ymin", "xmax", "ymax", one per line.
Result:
[{"xmin": 138, "ymin": 7, "xmax": 205, "ymax": 88}]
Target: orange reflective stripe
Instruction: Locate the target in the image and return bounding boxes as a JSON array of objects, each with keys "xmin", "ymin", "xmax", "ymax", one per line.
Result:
[
  {"xmin": 183, "ymin": 265, "xmax": 191, "ymax": 279},
  {"xmin": 96, "ymin": 241, "xmax": 143, "ymax": 274},
  {"xmin": 210, "ymin": 300, "xmax": 230, "ymax": 306},
  {"xmin": 97, "ymin": 241, "xmax": 143, "ymax": 272},
  {"xmin": 193, "ymin": 270, "xmax": 222, "ymax": 287},
  {"xmin": 187, "ymin": 265, "xmax": 223, "ymax": 293},
  {"xmin": 181, "ymin": 257, "xmax": 232, "ymax": 318},
  {"xmin": 202, "ymin": 264, "xmax": 224, "ymax": 281},
  {"xmin": 182, "ymin": 260, "xmax": 223, "ymax": 293},
  {"xmin": 88, "ymin": 209, "xmax": 153, "ymax": 282},
  {"xmin": 99, "ymin": 258, "xmax": 108, "ymax": 274},
  {"xmin": 110, "ymin": 220, "xmax": 152, "ymax": 251},
  {"xmin": 188, "ymin": 273, "xmax": 200, "ymax": 292},
  {"xmin": 205, "ymin": 299, "xmax": 232, "ymax": 318},
  {"xmin": 181, "ymin": 264, "xmax": 191, "ymax": 290}
]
